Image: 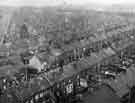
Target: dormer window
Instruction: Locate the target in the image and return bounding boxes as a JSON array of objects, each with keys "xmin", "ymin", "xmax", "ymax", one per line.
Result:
[
  {"xmin": 66, "ymin": 83, "xmax": 73, "ymax": 94},
  {"xmin": 30, "ymin": 99, "xmax": 34, "ymax": 103},
  {"xmin": 35, "ymin": 94, "xmax": 39, "ymax": 100},
  {"xmin": 3, "ymin": 79, "xmax": 6, "ymax": 83},
  {"xmin": 56, "ymin": 63, "xmax": 59, "ymax": 66},
  {"xmin": 40, "ymin": 92, "xmax": 44, "ymax": 98},
  {"xmin": 80, "ymin": 78, "xmax": 88, "ymax": 88},
  {"xmin": 130, "ymin": 36, "xmax": 134, "ymax": 39},
  {"xmin": 3, "ymin": 85, "xmax": 6, "ymax": 90},
  {"xmin": 83, "ymin": 48, "xmax": 86, "ymax": 51}
]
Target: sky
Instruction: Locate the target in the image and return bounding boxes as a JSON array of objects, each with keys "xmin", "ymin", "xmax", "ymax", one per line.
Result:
[{"xmin": 0, "ymin": 0, "xmax": 135, "ymax": 6}]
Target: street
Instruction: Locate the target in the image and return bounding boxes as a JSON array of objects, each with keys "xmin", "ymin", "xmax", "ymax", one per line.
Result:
[{"xmin": 82, "ymin": 85, "xmax": 121, "ymax": 103}]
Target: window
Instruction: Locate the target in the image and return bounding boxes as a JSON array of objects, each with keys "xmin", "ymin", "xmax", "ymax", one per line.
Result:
[
  {"xmin": 66, "ymin": 83, "xmax": 73, "ymax": 94},
  {"xmin": 35, "ymin": 94, "xmax": 39, "ymax": 100},
  {"xmin": 41, "ymin": 62, "xmax": 47, "ymax": 70},
  {"xmin": 40, "ymin": 92, "xmax": 44, "ymax": 98},
  {"xmin": 3, "ymin": 79, "xmax": 6, "ymax": 83},
  {"xmin": 83, "ymin": 48, "xmax": 86, "ymax": 52},
  {"xmin": 25, "ymin": 101, "xmax": 29, "ymax": 103},
  {"xmin": 30, "ymin": 99, "xmax": 34, "ymax": 103},
  {"xmin": 3, "ymin": 85, "xmax": 6, "ymax": 90},
  {"xmin": 80, "ymin": 78, "xmax": 88, "ymax": 88}
]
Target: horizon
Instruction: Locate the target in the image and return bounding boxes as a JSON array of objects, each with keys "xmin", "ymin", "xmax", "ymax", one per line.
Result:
[{"xmin": 0, "ymin": 0, "xmax": 135, "ymax": 7}]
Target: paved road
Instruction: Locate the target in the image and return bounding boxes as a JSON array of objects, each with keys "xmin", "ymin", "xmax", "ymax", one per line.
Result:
[
  {"xmin": 105, "ymin": 65, "xmax": 135, "ymax": 97},
  {"xmin": 82, "ymin": 85, "xmax": 121, "ymax": 103}
]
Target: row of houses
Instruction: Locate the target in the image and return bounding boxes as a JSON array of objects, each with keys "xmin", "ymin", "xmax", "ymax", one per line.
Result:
[
  {"xmin": 22, "ymin": 31, "xmax": 135, "ymax": 103},
  {"xmin": 0, "ymin": 23, "xmax": 134, "ymax": 103},
  {"xmin": 28, "ymin": 24, "xmax": 135, "ymax": 73},
  {"xmin": 18, "ymin": 25, "xmax": 135, "ymax": 103}
]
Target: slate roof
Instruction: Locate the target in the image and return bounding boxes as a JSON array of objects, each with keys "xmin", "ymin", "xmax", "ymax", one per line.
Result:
[
  {"xmin": 36, "ymin": 53, "xmax": 50, "ymax": 64},
  {"xmin": 15, "ymin": 76, "xmax": 51, "ymax": 101},
  {"xmin": 50, "ymin": 48, "xmax": 63, "ymax": 56},
  {"xmin": 13, "ymin": 36, "xmax": 135, "ymax": 101},
  {"xmin": 48, "ymin": 50, "xmax": 109, "ymax": 83},
  {"xmin": 103, "ymin": 47, "xmax": 116, "ymax": 57},
  {"xmin": 0, "ymin": 64, "xmax": 24, "ymax": 78},
  {"xmin": 112, "ymin": 39, "xmax": 133, "ymax": 52},
  {"xmin": 13, "ymin": 39, "xmax": 29, "ymax": 49},
  {"xmin": 94, "ymin": 33, "xmax": 107, "ymax": 41},
  {"xmin": 106, "ymin": 65, "xmax": 135, "ymax": 97},
  {"xmin": 61, "ymin": 35, "xmax": 99, "ymax": 52},
  {"xmin": 0, "ymin": 44, "xmax": 9, "ymax": 57},
  {"xmin": 0, "ymin": 44, "xmax": 9, "ymax": 53},
  {"xmin": 46, "ymin": 64, "xmax": 76, "ymax": 84}
]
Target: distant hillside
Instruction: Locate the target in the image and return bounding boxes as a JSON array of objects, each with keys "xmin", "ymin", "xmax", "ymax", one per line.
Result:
[
  {"xmin": 105, "ymin": 4, "xmax": 135, "ymax": 12},
  {"xmin": 0, "ymin": 6, "xmax": 131, "ymax": 44},
  {"xmin": 0, "ymin": 7, "xmax": 16, "ymax": 42}
]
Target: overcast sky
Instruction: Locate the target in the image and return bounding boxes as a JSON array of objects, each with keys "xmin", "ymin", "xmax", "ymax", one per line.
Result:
[{"xmin": 0, "ymin": 0, "xmax": 135, "ymax": 6}]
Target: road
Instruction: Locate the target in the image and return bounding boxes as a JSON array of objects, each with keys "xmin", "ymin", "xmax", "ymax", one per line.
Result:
[{"xmin": 82, "ymin": 85, "xmax": 121, "ymax": 103}]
